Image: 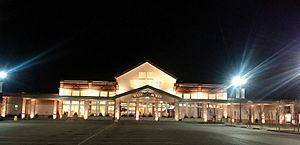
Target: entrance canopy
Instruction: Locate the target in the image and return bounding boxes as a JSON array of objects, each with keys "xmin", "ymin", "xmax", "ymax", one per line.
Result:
[{"xmin": 114, "ymin": 85, "xmax": 180, "ymax": 103}]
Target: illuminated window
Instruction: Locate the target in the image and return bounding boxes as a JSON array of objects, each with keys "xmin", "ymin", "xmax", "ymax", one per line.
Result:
[
  {"xmin": 88, "ymin": 89, "xmax": 99, "ymax": 96},
  {"xmin": 139, "ymin": 72, "xmax": 146, "ymax": 79},
  {"xmin": 60, "ymin": 89, "xmax": 72, "ymax": 96},
  {"xmin": 100, "ymin": 91, "xmax": 108, "ymax": 97},
  {"xmin": 191, "ymin": 93, "xmax": 198, "ymax": 99},
  {"xmin": 209, "ymin": 94, "xmax": 216, "ymax": 99},
  {"xmin": 146, "ymin": 72, "xmax": 153, "ymax": 79},
  {"xmin": 183, "ymin": 93, "xmax": 190, "ymax": 99},
  {"xmin": 72, "ymin": 90, "xmax": 80, "ymax": 96},
  {"xmin": 109, "ymin": 91, "xmax": 115, "ymax": 97},
  {"xmin": 81, "ymin": 90, "xmax": 88, "ymax": 96}
]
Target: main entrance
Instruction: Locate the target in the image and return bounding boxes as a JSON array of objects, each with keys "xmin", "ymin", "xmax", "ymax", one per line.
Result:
[{"xmin": 114, "ymin": 85, "xmax": 180, "ymax": 121}]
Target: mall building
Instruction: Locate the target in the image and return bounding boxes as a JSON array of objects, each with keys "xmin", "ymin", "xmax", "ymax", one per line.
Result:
[{"xmin": 1, "ymin": 61, "xmax": 299, "ymax": 124}]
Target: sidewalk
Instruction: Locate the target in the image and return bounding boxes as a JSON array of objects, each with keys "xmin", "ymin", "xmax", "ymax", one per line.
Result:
[{"xmin": 225, "ymin": 123, "xmax": 300, "ymax": 135}]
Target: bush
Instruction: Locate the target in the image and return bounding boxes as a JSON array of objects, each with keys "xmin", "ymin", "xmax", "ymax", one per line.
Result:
[
  {"xmin": 105, "ymin": 114, "xmax": 110, "ymax": 117},
  {"xmin": 142, "ymin": 114, "xmax": 146, "ymax": 117},
  {"xmin": 35, "ymin": 114, "xmax": 39, "ymax": 118},
  {"xmin": 99, "ymin": 113, "xmax": 103, "ymax": 117},
  {"xmin": 129, "ymin": 113, "xmax": 134, "ymax": 117},
  {"xmin": 90, "ymin": 114, "xmax": 95, "ymax": 117},
  {"xmin": 184, "ymin": 116, "xmax": 188, "ymax": 118},
  {"xmin": 190, "ymin": 116, "xmax": 194, "ymax": 118},
  {"xmin": 148, "ymin": 114, "xmax": 153, "ymax": 117}
]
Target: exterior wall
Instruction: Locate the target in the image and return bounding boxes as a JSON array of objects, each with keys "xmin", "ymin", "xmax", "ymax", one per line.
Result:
[
  {"xmin": 116, "ymin": 62, "xmax": 176, "ymax": 94},
  {"xmin": 2, "ymin": 97, "xmax": 23, "ymax": 115},
  {"xmin": 35, "ymin": 100, "xmax": 54, "ymax": 116}
]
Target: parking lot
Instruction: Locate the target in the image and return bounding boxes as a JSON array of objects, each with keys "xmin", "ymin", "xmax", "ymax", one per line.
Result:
[{"xmin": 0, "ymin": 120, "xmax": 299, "ymax": 145}]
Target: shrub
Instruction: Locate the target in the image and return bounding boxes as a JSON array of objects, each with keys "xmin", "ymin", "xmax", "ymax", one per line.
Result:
[
  {"xmin": 105, "ymin": 114, "xmax": 110, "ymax": 117},
  {"xmin": 184, "ymin": 115, "xmax": 188, "ymax": 118},
  {"xmin": 99, "ymin": 113, "xmax": 103, "ymax": 117},
  {"xmin": 148, "ymin": 114, "xmax": 153, "ymax": 117},
  {"xmin": 35, "ymin": 114, "xmax": 39, "ymax": 118},
  {"xmin": 142, "ymin": 114, "xmax": 146, "ymax": 117},
  {"xmin": 190, "ymin": 116, "xmax": 194, "ymax": 118},
  {"xmin": 129, "ymin": 113, "xmax": 134, "ymax": 117}
]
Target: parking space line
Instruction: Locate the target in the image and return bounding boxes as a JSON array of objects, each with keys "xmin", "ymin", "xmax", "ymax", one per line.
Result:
[{"xmin": 77, "ymin": 124, "xmax": 113, "ymax": 145}]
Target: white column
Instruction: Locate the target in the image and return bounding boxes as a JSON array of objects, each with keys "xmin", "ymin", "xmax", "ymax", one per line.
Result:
[
  {"xmin": 1, "ymin": 97, "xmax": 7, "ymax": 117},
  {"xmin": 194, "ymin": 103, "xmax": 197, "ymax": 118},
  {"xmin": 21, "ymin": 98, "xmax": 26, "ymax": 119},
  {"xmin": 126, "ymin": 101, "xmax": 129, "ymax": 117},
  {"xmin": 114, "ymin": 99, "xmax": 120, "ymax": 120},
  {"xmin": 165, "ymin": 103, "xmax": 168, "ymax": 116},
  {"xmin": 105, "ymin": 101, "xmax": 108, "ymax": 116},
  {"xmin": 83, "ymin": 101, "xmax": 89, "ymax": 119},
  {"xmin": 175, "ymin": 102, "xmax": 179, "ymax": 121},
  {"xmin": 145, "ymin": 99, "xmax": 149, "ymax": 115},
  {"xmin": 78, "ymin": 100, "xmax": 81, "ymax": 117},
  {"xmin": 69, "ymin": 100, "xmax": 72, "ymax": 117},
  {"xmin": 58, "ymin": 100, "xmax": 63, "ymax": 119},
  {"xmin": 155, "ymin": 101, "xmax": 159, "ymax": 121},
  {"xmin": 223, "ymin": 104, "xmax": 228, "ymax": 118},
  {"xmin": 185, "ymin": 103, "xmax": 188, "ymax": 117},
  {"xmin": 261, "ymin": 105, "xmax": 265, "ymax": 124},
  {"xmin": 96, "ymin": 100, "xmax": 99, "ymax": 116},
  {"xmin": 30, "ymin": 99, "xmax": 36, "ymax": 119},
  {"xmin": 203, "ymin": 103, "xmax": 208, "ymax": 122},
  {"xmin": 53, "ymin": 100, "xmax": 57, "ymax": 119},
  {"xmin": 135, "ymin": 99, "xmax": 139, "ymax": 120}
]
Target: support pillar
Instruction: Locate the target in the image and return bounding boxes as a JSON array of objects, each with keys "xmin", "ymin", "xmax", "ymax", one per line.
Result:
[
  {"xmin": 175, "ymin": 102, "xmax": 179, "ymax": 121},
  {"xmin": 203, "ymin": 103, "xmax": 208, "ymax": 122},
  {"xmin": 58, "ymin": 100, "xmax": 63, "ymax": 119},
  {"xmin": 21, "ymin": 98, "xmax": 26, "ymax": 119},
  {"xmin": 114, "ymin": 99, "xmax": 120, "ymax": 120},
  {"xmin": 145, "ymin": 99, "xmax": 149, "ymax": 116},
  {"xmin": 53, "ymin": 100, "xmax": 57, "ymax": 119},
  {"xmin": 1, "ymin": 97, "xmax": 7, "ymax": 117},
  {"xmin": 30, "ymin": 99, "xmax": 36, "ymax": 119},
  {"xmin": 135, "ymin": 99, "xmax": 139, "ymax": 120},
  {"xmin": 126, "ymin": 101, "xmax": 129, "ymax": 117},
  {"xmin": 185, "ymin": 103, "xmax": 188, "ymax": 117},
  {"xmin": 78, "ymin": 101, "xmax": 81, "ymax": 117},
  {"xmin": 105, "ymin": 101, "xmax": 108, "ymax": 116},
  {"xmin": 155, "ymin": 101, "xmax": 159, "ymax": 121},
  {"xmin": 83, "ymin": 101, "xmax": 89, "ymax": 119},
  {"xmin": 96, "ymin": 100, "xmax": 99, "ymax": 116},
  {"xmin": 194, "ymin": 103, "xmax": 197, "ymax": 118},
  {"xmin": 69, "ymin": 100, "xmax": 72, "ymax": 117}
]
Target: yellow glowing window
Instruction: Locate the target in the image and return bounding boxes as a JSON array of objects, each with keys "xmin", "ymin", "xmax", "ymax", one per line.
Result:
[
  {"xmin": 72, "ymin": 91, "xmax": 80, "ymax": 96},
  {"xmin": 63, "ymin": 101, "xmax": 70, "ymax": 104},
  {"xmin": 89, "ymin": 90, "xmax": 99, "ymax": 96},
  {"xmin": 183, "ymin": 93, "xmax": 190, "ymax": 99},
  {"xmin": 109, "ymin": 91, "xmax": 115, "ymax": 97},
  {"xmin": 81, "ymin": 90, "xmax": 88, "ymax": 96},
  {"xmin": 100, "ymin": 91, "xmax": 108, "ymax": 97},
  {"xmin": 139, "ymin": 72, "xmax": 146, "ymax": 79},
  {"xmin": 191, "ymin": 93, "xmax": 198, "ymax": 99},
  {"xmin": 60, "ymin": 89, "xmax": 71, "ymax": 96},
  {"xmin": 146, "ymin": 72, "xmax": 153, "ymax": 79},
  {"xmin": 100, "ymin": 101, "xmax": 106, "ymax": 104}
]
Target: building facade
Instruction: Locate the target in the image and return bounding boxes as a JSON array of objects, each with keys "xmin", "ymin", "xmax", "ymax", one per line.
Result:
[{"xmin": 1, "ymin": 61, "xmax": 299, "ymax": 124}]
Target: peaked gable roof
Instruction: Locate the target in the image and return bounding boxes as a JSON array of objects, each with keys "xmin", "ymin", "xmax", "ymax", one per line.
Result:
[
  {"xmin": 114, "ymin": 60, "xmax": 178, "ymax": 80},
  {"xmin": 114, "ymin": 85, "xmax": 180, "ymax": 100}
]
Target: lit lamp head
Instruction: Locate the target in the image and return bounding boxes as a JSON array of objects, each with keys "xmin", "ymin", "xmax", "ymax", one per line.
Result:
[
  {"xmin": 231, "ymin": 75, "xmax": 247, "ymax": 87},
  {"xmin": 0, "ymin": 71, "xmax": 7, "ymax": 79}
]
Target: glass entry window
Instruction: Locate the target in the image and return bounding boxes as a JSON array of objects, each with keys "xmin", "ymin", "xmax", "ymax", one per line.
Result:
[{"xmin": 63, "ymin": 100, "xmax": 84, "ymax": 117}]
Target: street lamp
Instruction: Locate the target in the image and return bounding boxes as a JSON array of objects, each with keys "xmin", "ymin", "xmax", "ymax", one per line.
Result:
[
  {"xmin": 0, "ymin": 71, "xmax": 7, "ymax": 79},
  {"xmin": 231, "ymin": 75, "xmax": 247, "ymax": 124}
]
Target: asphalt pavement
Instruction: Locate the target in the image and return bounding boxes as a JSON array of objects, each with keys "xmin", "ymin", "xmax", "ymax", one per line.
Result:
[{"xmin": 0, "ymin": 120, "xmax": 299, "ymax": 145}]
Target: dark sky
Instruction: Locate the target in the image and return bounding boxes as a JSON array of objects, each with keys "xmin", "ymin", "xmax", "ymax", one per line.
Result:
[{"xmin": 1, "ymin": 1, "xmax": 300, "ymax": 100}]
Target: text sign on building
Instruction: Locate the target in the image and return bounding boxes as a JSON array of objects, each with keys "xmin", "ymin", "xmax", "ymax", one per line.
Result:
[{"xmin": 132, "ymin": 92, "xmax": 162, "ymax": 99}]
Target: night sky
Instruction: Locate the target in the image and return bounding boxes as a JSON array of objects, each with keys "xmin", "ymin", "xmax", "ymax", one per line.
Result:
[{"xmin": 1, "ymin": 1, "xmax": 300, "ymax": 100}]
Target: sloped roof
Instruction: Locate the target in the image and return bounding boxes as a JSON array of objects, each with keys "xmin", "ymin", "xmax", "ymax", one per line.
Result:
[
  {"xmin": 114, "ymin": 85, "xmax": 180, "ymax": 100},
  {"xmin": 114, "ymin": 60, "xmax": 178, "ymax": 80}
]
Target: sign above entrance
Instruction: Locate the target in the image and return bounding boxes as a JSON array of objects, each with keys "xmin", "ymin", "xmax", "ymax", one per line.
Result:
[{"xmin": 132, "ymin": 92, "xmax": 162, "ymax": 99}]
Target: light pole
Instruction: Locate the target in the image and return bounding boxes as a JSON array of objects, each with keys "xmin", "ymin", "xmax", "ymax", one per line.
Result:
[{"xmin": 231, "ymin": 75, "xmax": 247, "ymax": 124}]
